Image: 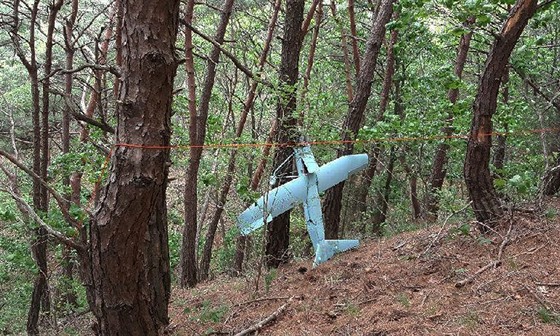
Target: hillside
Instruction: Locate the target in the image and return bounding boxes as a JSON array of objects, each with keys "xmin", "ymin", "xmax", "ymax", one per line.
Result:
[{"xmin": 168, "ymin": 199, "xmax": 560, "ymax": 335}]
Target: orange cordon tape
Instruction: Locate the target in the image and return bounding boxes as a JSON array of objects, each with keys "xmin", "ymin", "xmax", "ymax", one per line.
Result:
[
  {"xmin": 109, "ymin": 127, "xmax": 558, "ymax": 152},
  {"xmin": 101, "ymin": 126, "xmax": 559, "ymax": 172},
  {"xmin": 87, "ymin": 127, "xmax": 558, "ymax": 207}
]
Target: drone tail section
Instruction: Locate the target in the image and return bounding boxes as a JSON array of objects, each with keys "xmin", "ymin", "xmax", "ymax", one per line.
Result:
[{"xmin": 313, "ymin": 239, "xmax": 359, "ymax": 266}]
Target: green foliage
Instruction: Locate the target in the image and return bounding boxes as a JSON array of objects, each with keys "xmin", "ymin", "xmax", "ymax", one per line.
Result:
[
  {"xmin": 287, "ymin": 213, "xmax": 313, "ymax": 259},
  {"xmin": 235, "ymin": 175, "xmax": 260, "ymax": 204},
  {"xmin": 0, "ymin": 203, "xmax": 34, "ymax": 334},
  {"xmin": 451, "ymin": 223, "xmax": 471, "ymax": 237},
  {"xmin": 459, "ymin": 310, "xmax": 480, "ymax": 328},
  {"xmin": 395, "ymin": 292, "xmax": 411, "ymax": 308},
  {"xmin": 264, "ymin": 268, "xmax": 277, "ymax": 294},
  {"xmin": 168, "ymin": 224, "xmax": 182, "ymax": 276},
  {"xmin": 537, "ymin": 307, "xmax": 560, "ymax": 325},
  {"xmin": 189, "ymin": 300, "xmax": 229, "ymax": 323},
  {"xmin": 212, "ymin": 226, "xmax": 239, "ymax": 274}
]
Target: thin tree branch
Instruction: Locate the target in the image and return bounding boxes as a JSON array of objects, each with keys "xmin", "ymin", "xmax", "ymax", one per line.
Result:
[
  {"xmin": 2, "ymin": 188, "xmax": 85, "ymax": 252},
  {"xmin": 42, "ymin": 63, "xmax": 121, "ymax": 81},
  {"xmin": 233, "ymin": 296, "xmax": 293, "ymax": 336},
  {"xmin": 0, "ymin": 149, "xmax": 89, "ymax": 228},
  {"xmin": 51, "ymin": 88, "xmax": 115, "ymax": 133},
  {"xmin": 181, "ymin": 20, "xmax": 274, "ymax": 88},
  {"xmin": 512, "ymin": 65, "xmax": 560, "ymax": 112},
  {"xmin": 301, "ymin": 0, "xmax": 320, "ymax": 34},
  {"xmin": 537, "ymin": 0, "xmax": 555, "ymax": 10}
]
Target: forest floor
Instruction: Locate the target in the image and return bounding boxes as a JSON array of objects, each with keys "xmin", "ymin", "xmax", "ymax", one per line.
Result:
[{"xmin": 168, "ymin": 198, "xmax": 560, "ymax": 336}]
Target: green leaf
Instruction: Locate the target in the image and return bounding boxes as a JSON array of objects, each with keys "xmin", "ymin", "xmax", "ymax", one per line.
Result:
[{"xmin": 494, "ymin": 178, "xmax": 506, "ymax": 188}]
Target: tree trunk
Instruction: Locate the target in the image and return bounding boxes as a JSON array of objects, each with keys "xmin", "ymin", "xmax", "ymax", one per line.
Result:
[
  {"xmin": 493, "ymin": 68, "xmax": 510, "ymax": 172},
  {"xmin": 513, "ymin": 67, "xmax": 560, "ymax": 195},
  {"xmin": 465, "ymin": 0, "xmax": 537, "ymax": 225},
  {"xmin": 28, "ymin": 0, "xmax": 63, "ymax": 332},
  {"xmin": 265, "ymin": 0, "xmax": 305, "ymax": 269},
  {"xmin": 330, "ymin": 0, "xmax": 354, "ymax": 101},
  {"xmin": 61, "ymin": 0, "xmax": 79, "ymax": 309},
  {"xmin": 348, "ymin": 0, "xmax": 360, "ymax": 75},
  {"xmin": 371, "ymin": 147, "xmax": 395, "ymax": 233},
  {"xmin": 180, "ymin": 0, "xmax": 235, "ymax": 287},
  {"xmin": 425, "ymin": 17, "xmax": 474, "ymax": 219},
  {"xmin": 87, "ymin": 0, "xmax": 179, "ymax": 333},
  {"xmin": 179, "ymin": 0, "xmax": 198, "ymax": 287},
  {"xmin": 198, "ymin": 0, "xmax": 282, "ymax": 281},
  {"xmin": 352, "ymin": 18, "xmax": 398, "ymax": 221},
  {"xmin": 299, "ymin": 1, "xmax": 322, "ymax": 126},
  {"xmin": 322, "ymin": 0, "xmax": 394, "ymax": 239}
]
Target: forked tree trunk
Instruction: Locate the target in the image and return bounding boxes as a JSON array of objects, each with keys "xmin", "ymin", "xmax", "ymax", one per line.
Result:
[
  {"xmin": 330, "ymin": 0, "xmax": 354, "ymax": 101},
  {"xmin": 348, "ymin": 0, "xmax": 360, "ymax": 75},
  {"xmin": 28, "ymin": 0, "xmax": 63, "ymax": 332},
  {"xmin": 180, "ymin": 0, "xmax": 235, "ymax": 288},
  {"xmin": 322, "ymin": 0, "xmax": 394, "ymax": 239},
  {"xmin": 87, "ymin": 0, "xmax": 179, "ymax": 333},
  {"xmin": 465, "ymin": 0, "xmax": 537, "ymax": 225},
  {"xmin": 299, "ymin": 2, "xmax": 322, "ymax": 125},
  {"xmin": 265, "ymin": 0, "xmax": 305, "ymax": 269},
  {"xmin": 199, "ymin": 0, "xmax": 282, "ymax": 281},
  {"xmin": 352, "ymin": 17, "xmax": 398, "ymax": 221}
]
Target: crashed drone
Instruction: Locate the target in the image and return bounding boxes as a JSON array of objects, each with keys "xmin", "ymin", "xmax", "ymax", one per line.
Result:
[{"xmin": 237, "ymin": 144, "xmax": 368, "ymax": 266}]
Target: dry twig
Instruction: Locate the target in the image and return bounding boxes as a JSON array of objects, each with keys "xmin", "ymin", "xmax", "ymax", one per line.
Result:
[
  {"xmin": 419, "ymin": 201, "xmax": 472, "ymax": 258},
  {"xmin": 236, "ymin": 296, "xmax": 291, "ymax": 307},
  {"xmin": 455, "ymin": 260, "xmax": 501, "ymax": 288},
  {"xmin": 455, "ymin": 219, "xmax": 514, "ymax": 288},
  {"xmin": 234, "ymin": 296, "xmax": 293, "ymax": 336}
]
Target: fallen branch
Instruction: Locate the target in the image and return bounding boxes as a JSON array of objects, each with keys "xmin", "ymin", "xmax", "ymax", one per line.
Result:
[
  {"xmin": 233, "ymin": 296, "xmax": 293, "ymax": 336},
  {"xmin": 535, "ymin": 282, "xmax": 560, "ymax": 287},
  {"xmin": 524, "ymin": 284, "xmax": 553, "ymax": 310},
  {"xmin": 455, "ymin": 260, "xmax": 501, "ymax": 288},
  {"xmin": 496, "ymin": 220, "xmax": 513, "ymax": 262}
]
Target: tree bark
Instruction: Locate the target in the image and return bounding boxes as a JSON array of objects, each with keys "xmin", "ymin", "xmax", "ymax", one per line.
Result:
[
  {"xmin": 87, "ymin": 0, "xmax": 179, "ymax": 333},
  {"xmin": 62, "ymin": 0, "xmax": 79, "ymax": 308},
  {"xmin": 513, "ymin": 66, "xmax": 560, "ymax": 195},
  {"xmin": 323, "ymin": 0, "xmax": 394, "ymax": 239},
  {"xmin": 464, "ymin": 0, "xmax": 537, "ymax": 225},
  {"xmin": 27, "ymin": 0, "xmax": 62, "ymax": 332},
  {"xmin": 493, "ymin": 68, "xmax": 510, "ymax": 172},
  {"xmin": 425, "ymin": 17, "xmax": 474, "ymax": 219},
  {"xmin": 265, "ymin": 0, "xmax": 305, "ymax": 269},
  {"xmin": 330, "ymin": 0, "xmax": 354, "ymax": 101},
  {"xmin": 179, "ymin": 0, "xmax": 199, "ymax": 289},
  {"xmin": 348, "ymin": 0, "xmax": 360, "ymax": 75},
  {"xmin": 180, "ymin": 0, "xmax": 235, "ymax": 288},
  {"xmin": 299, "ymin": 1, "xmax": 322, "ymax": 126}
]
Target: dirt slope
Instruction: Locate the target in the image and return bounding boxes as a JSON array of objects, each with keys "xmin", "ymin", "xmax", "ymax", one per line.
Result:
[{"xmin": 169, "ymin": 200, "xmax": 560, "ymax": 335}]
